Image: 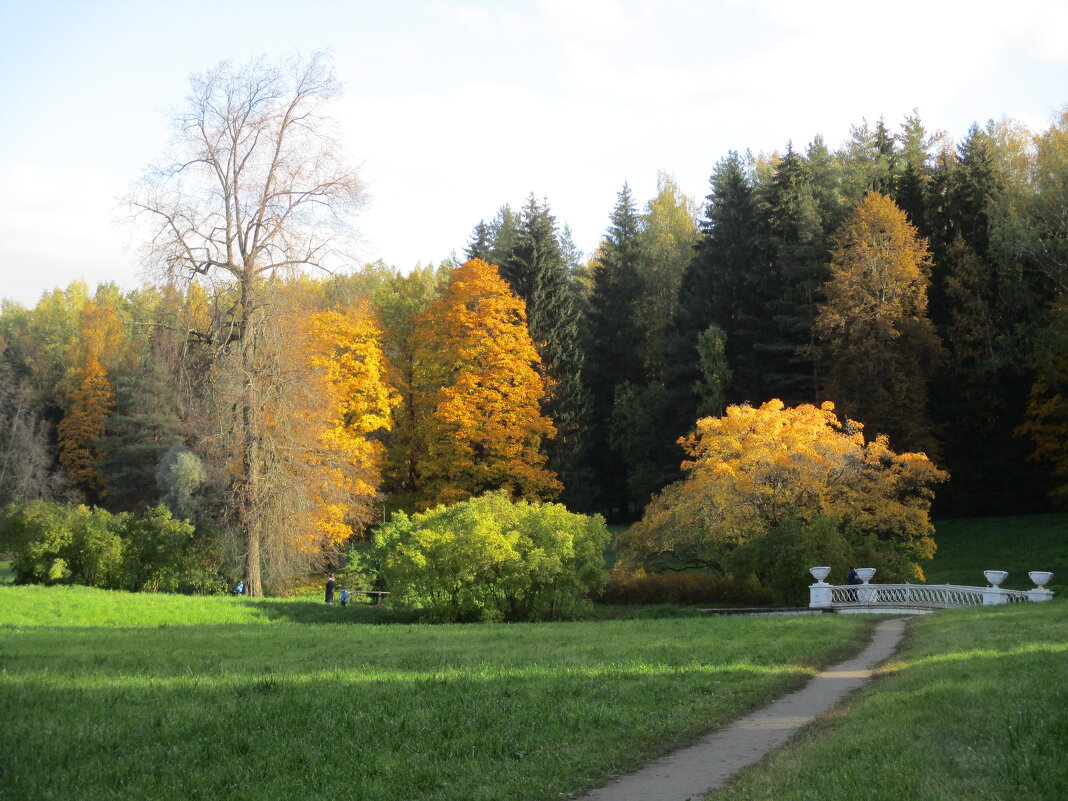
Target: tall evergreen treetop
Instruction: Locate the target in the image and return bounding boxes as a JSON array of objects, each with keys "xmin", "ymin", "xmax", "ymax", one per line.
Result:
[
  {"xmin": 474, "ymin": 194, "xmax": 592, "ymax": 510},
  {"xmin": 465, "ymin": 220, "xmax": 492, "ymax": 261},
  {"xmin": 755, "ymin": 146, "xmax": 828, "ymax": 404},
  {"xmin": 583, "ymin": 183, "xmax": 650, "ymax": 517}
]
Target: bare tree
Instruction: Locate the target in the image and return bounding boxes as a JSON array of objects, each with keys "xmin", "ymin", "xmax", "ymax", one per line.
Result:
[
  {"xmin": 128, "ymin": 53, "xmax": 366, "ymax": 595},
  {"xmin": 0, "ymin": 372, "xmax": 65, "ymax": 504}
]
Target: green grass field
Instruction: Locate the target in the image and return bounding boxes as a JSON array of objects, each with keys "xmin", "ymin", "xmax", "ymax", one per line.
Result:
[
  {"xmin": 716, "ymin": 601, "xmax": 1068, "ymax": 801},
  {"xmin": 927, "ymin": 512, "xmax": 1067, "ymax": 593},
  {"xmin": 0, "ymin": 585, "xmax": 872, "ymax": 801}
]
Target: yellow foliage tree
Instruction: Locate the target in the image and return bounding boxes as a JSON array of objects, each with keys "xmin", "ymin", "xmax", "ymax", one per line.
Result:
[
  {"xmin": 299, "ymin": 305, "xmax": 396, "ymax": 546},
  {"xmin": 55, "ymin": 289, "xmax": 128, "ymax": 502},
  {"xmin": 412, "ymin": 259, "xmax": 561, "ymax": 506},
  {"xmin": 816, "ymin": 191, "xmax": 942, "ymax": 454},
  {"xmin": 618, "ymin": 400, "xmax": 947, "ymax": 579},
  {"xmin": 256, "ymin": 303, "xmax": 396, "ymax": 568},
  {"xmin": 57, "ymin": 356, "xmax": 115, "ymax": 500}
]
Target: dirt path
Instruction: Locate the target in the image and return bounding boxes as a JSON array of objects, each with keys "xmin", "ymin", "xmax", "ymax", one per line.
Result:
[{"xmin": 577, "ymin": 617, "xmax": 908, "ymax": 801}]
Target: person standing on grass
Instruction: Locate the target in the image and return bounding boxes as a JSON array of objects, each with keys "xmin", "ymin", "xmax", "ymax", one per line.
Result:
[
  {"xmin": 340, "ymin": 587, "xmax": 349, "ymax": 607},
  {"xmin": 234, "ymin": 580, "xmax": 245, "ymax": 596},
  {"xmin": 325, "ymin": 574, "xmax": 336, "ymax": 605}
]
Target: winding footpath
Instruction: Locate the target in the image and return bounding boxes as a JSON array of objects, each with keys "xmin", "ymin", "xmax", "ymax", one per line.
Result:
[{"xmin": 578, "ymin": 617, "xmax": 908, "ymax": 801}]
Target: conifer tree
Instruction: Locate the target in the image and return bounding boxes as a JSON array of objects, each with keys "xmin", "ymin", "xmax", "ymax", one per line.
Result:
[
  {"xmin": 488, "ymin": 205, "xmax": 520, "ymax": 269},
  {"xmin": 756, "ymin": 146, "xmax": 828, "ymax": 404},
  {"xmin": 805, "ymin": 135, "xmax": 847, "ymax": 232},
  {"xmin": 583, "ymin": 184, "xmax": 649, "ymax": 517},
  {"xmin": 665, "ymin": 152, "xmax": 761, "ymax": 425},
  {"xmin": 893, "ymin": 111, "xmax": 937, "ymax": 231},
  {"xmin": 927, "ymin": 122, "xmax": 1055, "ymax": 513},
  {"xmin": 841, "ymin": 118, "xmax": 897, "ymax": 204},
  {"xmin": 504, "ymin": 195, "xmax": 592, "ymax": 508},
  {"xmin": 99, "ymin": 340, "xmax": 185, "ymax": 512},
  {"xmin": 465, "ymin": 220, "xmax": 492, "ymax": 261}
]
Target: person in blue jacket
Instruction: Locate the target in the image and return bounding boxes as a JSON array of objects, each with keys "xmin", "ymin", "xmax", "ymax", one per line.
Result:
[{"xmin": 340, "ymin": 587, "xmax": 349, "ymax": 607}]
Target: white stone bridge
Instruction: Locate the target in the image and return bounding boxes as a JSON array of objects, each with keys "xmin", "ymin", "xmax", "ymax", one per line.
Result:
[{"xmin": 809, "ymin": 567, "xmax": 1055, "ymax": 614}]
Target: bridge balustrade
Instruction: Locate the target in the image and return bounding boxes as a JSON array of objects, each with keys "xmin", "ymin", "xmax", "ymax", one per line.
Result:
[{"xmin": 809, "ymin": 568, "xmax": 1053, "ymax": 613}]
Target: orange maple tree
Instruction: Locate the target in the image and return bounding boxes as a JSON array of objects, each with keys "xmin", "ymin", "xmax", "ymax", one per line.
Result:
[{"xmin": 412, "ymin": 259, "xmax": 561, "ymax": 506}]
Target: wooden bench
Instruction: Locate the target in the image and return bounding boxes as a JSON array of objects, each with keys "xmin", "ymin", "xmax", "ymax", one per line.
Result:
[{"xmin": 348, "ymin": 590, "xmax": 390, "ymax": 606}]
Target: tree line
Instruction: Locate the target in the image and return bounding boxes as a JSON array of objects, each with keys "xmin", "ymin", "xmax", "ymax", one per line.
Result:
[
  {"xmin": 1, "ymin": 54, "xmax": 1066, "ymax": 595},
  {"xmin": 466, "ymin": 112, "xmax": 1067, "ymax": 523}
]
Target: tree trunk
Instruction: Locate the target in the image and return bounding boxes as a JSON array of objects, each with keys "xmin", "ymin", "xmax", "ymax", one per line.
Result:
[{"xmin": 239, "ymin": 277, "xmax": 263, "ymax": 597}]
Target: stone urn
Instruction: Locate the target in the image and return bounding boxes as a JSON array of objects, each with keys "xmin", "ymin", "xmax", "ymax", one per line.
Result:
[
  {"xmin": 1028, "ymin": 571, "xmax": 1053, "ymax": 589},
  {"xmin": 809, "ymin": 566, "xmax": 832, "ymax": 584},
  {"xmin": 855, "ymin": 568, "xmax": 876, "ymax": 584},
  {"xmin": 1028, "ymin": 571, "xmax": 1055, "ymax": 602},
  {"xmin": 983, "ymin": 570, "xmax": 1008, "ymax": 587}
]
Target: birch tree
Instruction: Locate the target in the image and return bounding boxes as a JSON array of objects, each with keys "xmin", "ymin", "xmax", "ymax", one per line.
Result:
[{"xmin": 128, "ymin": 53, "xmax": 366, "ymax": 595}]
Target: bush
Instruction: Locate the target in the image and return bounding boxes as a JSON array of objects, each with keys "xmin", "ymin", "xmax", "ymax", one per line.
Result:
[
  {"xmin": 725, "ymin": 515, "xmax": 925, "ymax": 605},
  {"xmin": 597, "ymin": 569, "xmax": 772, "ymax": 606},
  {"xmin": 373, "ymin": 491, "xmax": 610, "ymax": 622},
  {"xmin": 3, "ymin": 502, "xmax": 123, "ymax": 588},
  {"xmin": 0, "ymin": 501, "xmax": 226, "ymax": 594}
]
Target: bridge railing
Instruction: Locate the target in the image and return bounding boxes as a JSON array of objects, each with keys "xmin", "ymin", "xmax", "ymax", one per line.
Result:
[
  {"xmin": 809, "ymin": 567, "xmax": 1054, "ymax": 612},
  {"xmin": 828, "ymin": 583, "xmax": 1027, "ymax": 609}
]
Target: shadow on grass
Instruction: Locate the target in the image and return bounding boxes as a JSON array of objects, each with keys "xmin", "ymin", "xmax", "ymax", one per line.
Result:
[{"xmin": 239, "ymin": 598, "xmax": 421, "ymax": 625}]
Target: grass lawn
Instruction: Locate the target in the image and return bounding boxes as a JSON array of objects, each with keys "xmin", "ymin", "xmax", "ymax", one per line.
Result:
[
  {"xmin": 927, "ymin": 512, "xmax": 1067, "ymax": 593},
  {"xmin": 715, "ymin": 600, "xmax": 1068, "ymax": 801},
  {"xmin": 0, "ymin": 585, "xmax": 872, "ymax": 801}
]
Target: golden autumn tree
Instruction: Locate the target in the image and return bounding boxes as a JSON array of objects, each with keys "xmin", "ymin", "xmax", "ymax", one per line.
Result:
[
  {"xmin": 225, "ymin": 301, "xmax": 395, "ymax": 590},
  {"xmin": 412, "ymin": 259, "xmax": 561, "ymax": 507},
  {"xmin": 56, "ymin": 290, "xmax": 126, "ymax": 502},
  {"xmin": 815, "ymin": 191, "xmax": 942, "ymax": 454},
  {"xmin": 57, "ymin": 355, "xmax": 115, "ymax": 501},
  {"xmin": 618, "ymin": 400, "xmax": 947, "ymax": 585},
  {"xmin": 300, "ymin": 305, "xmax": 396, "ymax": 545}
]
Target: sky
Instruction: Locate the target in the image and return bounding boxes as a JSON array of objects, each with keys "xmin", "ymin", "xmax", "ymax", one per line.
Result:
[{"xmin": 1, "ymin": 0, "xmax": 1067, "ymax": 308}]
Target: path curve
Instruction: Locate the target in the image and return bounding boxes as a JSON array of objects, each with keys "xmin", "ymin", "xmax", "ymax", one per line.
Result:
[{"xmin": 577, "ymin": 617, "xmax": 908, "ymax": 801}]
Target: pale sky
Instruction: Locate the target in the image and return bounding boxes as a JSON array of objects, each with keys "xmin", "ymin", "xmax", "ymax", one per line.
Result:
[{"xmin": 2, "ymin": 0, "xmax": 1066, "ymax": 308}]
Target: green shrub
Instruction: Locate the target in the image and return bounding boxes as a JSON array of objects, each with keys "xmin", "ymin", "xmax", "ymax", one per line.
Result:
[
  {"xmin": 725, "ymin": 515, "xmax": 923, "ymax": 605},
  {"xmin": 3, "ymin": 501, "xmax": 76, "ymax": 584},
  {"xmin": 117, "ymin": 505, "xmax": 226, "ymax": 593},
  {"xmin": 373, "ymin": 491, "xmax": 610, "ymax": 622},
  {"xmin": 0, "ymin": 501, "xmax": 226, "ymax": 594},
  {"xmin": 3, "ymin": 501, "xmax": 123, "ymax": 587},
  {"xmin": 597, "ymin": 569, "xmax": 773, "ymax": 606}
]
